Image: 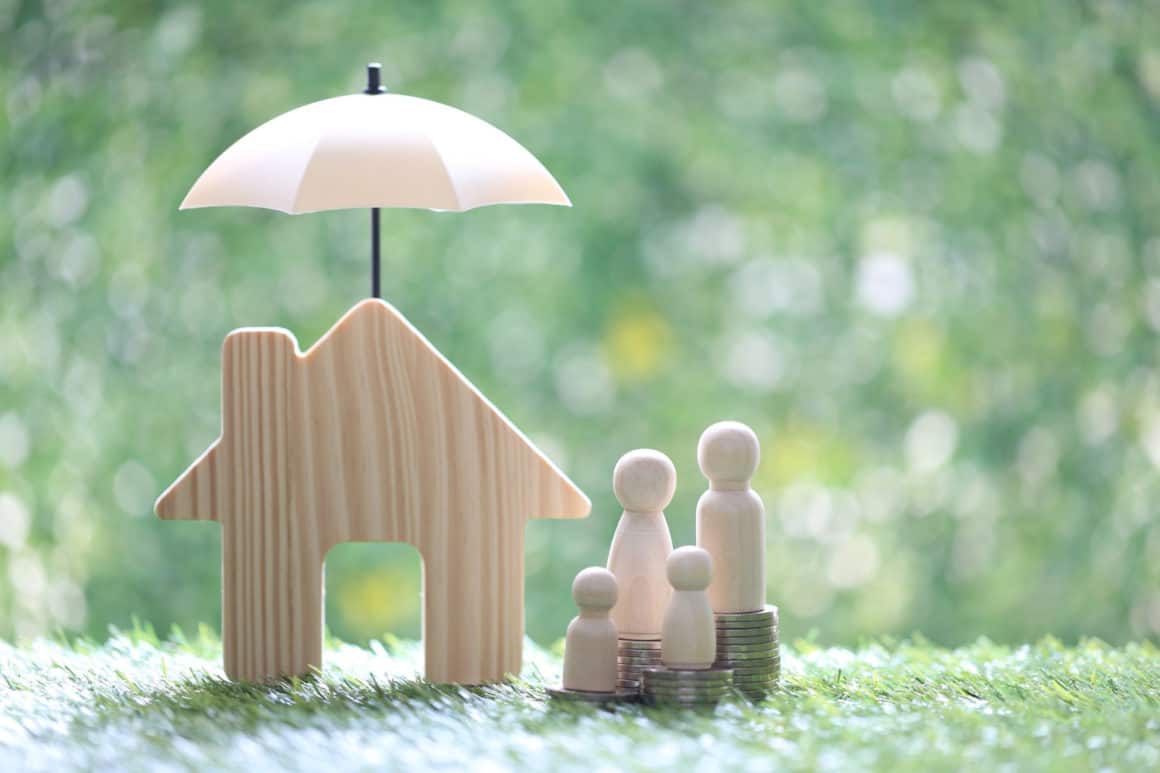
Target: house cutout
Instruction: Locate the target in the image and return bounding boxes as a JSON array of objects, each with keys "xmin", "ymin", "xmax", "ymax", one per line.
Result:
[{"xmin": 155, "ymin": 299, "xmax": 591, "ymax": 684}]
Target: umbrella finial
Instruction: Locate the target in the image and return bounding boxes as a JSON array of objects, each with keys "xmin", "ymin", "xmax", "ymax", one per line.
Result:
[{"xmin": 364, "ymin": 62, "xmax": 386, "ymax": 95}]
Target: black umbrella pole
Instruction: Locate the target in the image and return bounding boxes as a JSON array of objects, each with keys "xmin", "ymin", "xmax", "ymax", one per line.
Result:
[
  {"xmin": 365, "ymin": 62, "xmax": 386, "ymax": 299},
  {"xmin": 371, "ymin": 206, "xmax": 381, "ymax": 299}
]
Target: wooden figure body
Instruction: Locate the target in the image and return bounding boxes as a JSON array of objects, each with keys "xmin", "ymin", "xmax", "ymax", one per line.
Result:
[
  {"xmin": 605, "ymin": 449, "xmax": 675, "ymax": 640},
  {"xmin": 155, "ymin": 299, "xmax": 591, "ymax": 684},
  {"xmin": 661, "ymin": 546, "xmax": 716, "ymax": 669},
  {"xmin": 562, "ymin": 567, "xmax": 618, "ymax": 692},
  {"xmin": 695, "ymin": 421, "xmax": 765, "ymax": 614}
]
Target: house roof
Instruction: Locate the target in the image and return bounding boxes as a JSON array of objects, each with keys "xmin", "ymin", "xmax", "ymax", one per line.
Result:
[{"xmin": 155, "ymin": 299, "xmax": 591, "ymax": 527}]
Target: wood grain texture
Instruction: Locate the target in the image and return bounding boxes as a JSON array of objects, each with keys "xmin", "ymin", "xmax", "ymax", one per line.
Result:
[{"xmin": 156, "ymin": 299, "xmax": 591, "ymax": 684}]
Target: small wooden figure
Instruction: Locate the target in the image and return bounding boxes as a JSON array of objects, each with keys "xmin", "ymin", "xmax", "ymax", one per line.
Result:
[
  {"xmin": 562, "ymin": 567, "xmax": 619, "ymax": 692},
  {"xmin": 605, "ymin": 449, "xmax": 676, "ymax": 640},
  {"xmin": 661, "ymin": 546, "xmax": 716, "ymax": 670},
  {"xmin": 155, "ymin": 299, "xmax": 591, "ymax": 685},
  {"xmin": 695, "ymin": 421, "xmax": 766, "ymax": 613}
]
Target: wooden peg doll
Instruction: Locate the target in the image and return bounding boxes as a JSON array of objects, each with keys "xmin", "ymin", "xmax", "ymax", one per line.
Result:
[
  {"xmin": 606, "ymin": 449, "xmax": 676, "ymax": 640},
  {"xmin": 661, "ymin": 546, "xmax": 716, "ymax": 669},
  {"xmin": 563, "ymin": 567, "xmax": 619, "ymax": 692},
  {"xmin": 695, "ymin": 421, "xmax": 766, "ymax": 613}
]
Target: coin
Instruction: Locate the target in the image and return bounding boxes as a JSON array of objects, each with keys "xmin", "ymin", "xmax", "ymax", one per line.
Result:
[
  {"xmin": 723, "ymin": 659, "xmax": 779, "ymax": 673},
  {"xmin": 546, "ymin": 687, "xmax": 638, "ymax": 704},
  {"xmin": 716, "ymin": 627, "xmax": 778, "ymax": 638},
  {"xmin": 717, "ymin": 640, "xmax": 777, "ymax": 650},
  {"xmin": 718, "ymin": 648, "xmax": 780, "ymax": 659},
  {"xmin": 725, "ymin": 662, "xmax": 778, "ymax": 672},
  {"xmin": 715, "ymin": 609, "xmax": 778, "ymax": 628},
  {"xmin": 618, "ymin": 663, "xmax": 653, "ymax": 672},
  {"xmin": 717, "ymin": 620, "xmax": 776, "ymax": 631},
  {"xmin": 645, "ymin": 678, "xmax": 732, "ymax": 690},
  {"xmin": 644, "ymin": 672, "xmax": 733, "ymax": 685},
  {"xmin": 717, "ymin": 648, "xmax": 779, "ymax": 658},
  {"xmin": 713, "ymin": 642, "xmax": 777, "ymax": 655},
  {"xmin": 642, "ymin": 696, "xmax": 723, "ymax": 709},
  {"xmin": 617, "ymin": 663, "xmax": 654, "ymax": 677},
  {"xmin": 645, "ymin": 686, "xmax": 731, "ymax": 698},
  {"xmin": 644, "ymin": 666, "xmax": 733, "ymax": 679},
  {"xmin": 715, "ymin": 613, "xmax": 776, "ymax": 622},
  {"xmin": 713, "ymin": 663, "xmax": 776, "ymax": 672},
  {"xmin": 721, "ymin": 604, "xmax": 778, "ymax": 614},
  {"xmin": 709, "ymin": 617, "xmax": 774, "ymax": 631},
  {"xmin": 715, "ymin": 606, "xmax": 777, "ymax": 620},
  {"xmin": 716, "ymin": 667, "xmax": 777, "ymax": 678},
  {"xmin": 709, "ymin": 631, "xmax": 774, "ymax": 640},
  {"xmin": 644, "ymin": 677, "xmax": 734, "ymax": 691},
  {"xmin": 713, "ymin": 655, "xmax": 777, "ymax": 666},
  {"xmin": 715, "ymin": 655, "xmax": 779, "ymax": 667},
  {"xmin": 717, "ymin": 621, "xmax": 776, "ymax": 633},
  {"xmin": 646, "ymin": 690, "xmax": 731, "ymax": 703}
]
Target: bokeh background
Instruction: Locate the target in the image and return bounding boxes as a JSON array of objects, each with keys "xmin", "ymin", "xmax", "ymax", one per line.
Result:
[{"xmin": 2, "ymin": 0, "xmax": 1159, "ymax": 650}]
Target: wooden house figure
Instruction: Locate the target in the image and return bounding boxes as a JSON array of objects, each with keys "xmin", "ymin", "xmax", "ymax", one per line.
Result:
[{"xmin": 156, "ymin": 299, "xmax": 591, "ymax": 684}]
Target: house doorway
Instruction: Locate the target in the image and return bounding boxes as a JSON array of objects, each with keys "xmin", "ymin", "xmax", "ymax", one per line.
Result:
[{"xmin": 325, "ymin": 542, "xmax": 422, "ymax": 645}]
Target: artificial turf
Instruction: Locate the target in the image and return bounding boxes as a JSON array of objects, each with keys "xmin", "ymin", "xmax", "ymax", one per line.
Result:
[{"xmin": 1, "ymin": 627, "xmax": 1156, "ymax": 771}]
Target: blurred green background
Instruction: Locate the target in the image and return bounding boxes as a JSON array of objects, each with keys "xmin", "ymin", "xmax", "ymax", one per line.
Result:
[{"xmin": 2, "ymin": 0, "xmax": 1159, "ymax": 650}]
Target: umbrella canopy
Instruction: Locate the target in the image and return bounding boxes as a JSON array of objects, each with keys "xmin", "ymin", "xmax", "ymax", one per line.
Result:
[
  {"xmin": 181, "ymin": 93, "xmax": 570, "ymax": 213},
  {"xmin": 181, "ymin": 64, "xmax": 570, "ymax": 297}
]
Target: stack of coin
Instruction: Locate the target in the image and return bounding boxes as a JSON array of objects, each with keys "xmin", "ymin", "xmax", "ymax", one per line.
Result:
[
  {"xmin": 641, "ymin": 667, "xmax": 733, "ymax": 709},
  {"xmin": 617, "ymin": 639, "xmax": 662, "ymax": 692},
  {"xmin": 713, "ymin": 605, "xmax": 780, "ymax": 700}
]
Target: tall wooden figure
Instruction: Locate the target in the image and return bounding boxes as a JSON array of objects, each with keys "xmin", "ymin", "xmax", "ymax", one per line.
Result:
[
  {"xmin": 661, "ymin": 546, "xmax": 716, "ymax": 669},
  {"xmin": 695, "ymin": 421, "xmax": 765, "ymax": 613},
  {"xmin": 605, "ymin": 449, "xmax": 676, "ymax": 639},
  {"xmin": 156, "ymin": 300, "xmax": 591, "ymax": 684},
  {"xmin": 562, "ymin": 567, "xmax": 618, "ymax": 692}
]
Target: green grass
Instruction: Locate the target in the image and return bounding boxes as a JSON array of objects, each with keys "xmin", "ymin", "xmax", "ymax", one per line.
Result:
[{"xmin": 1, "ymin": 630, "xmax": 1157, "ymax": 772}]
